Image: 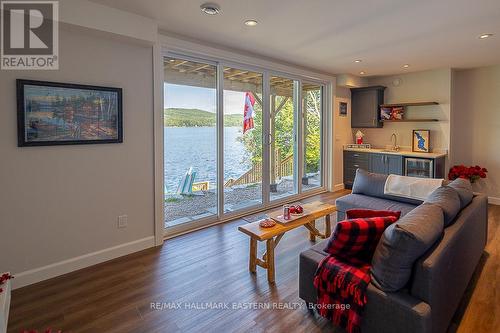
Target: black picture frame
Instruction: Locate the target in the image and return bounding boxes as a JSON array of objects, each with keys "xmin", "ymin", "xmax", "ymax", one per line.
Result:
[
  {"xmin": 17, "ymin": 79, "xmax": 123, "ymax": 147},
  {"xmin": 339, "ymin": 101, "xmax": 348, "ymax": 117}
]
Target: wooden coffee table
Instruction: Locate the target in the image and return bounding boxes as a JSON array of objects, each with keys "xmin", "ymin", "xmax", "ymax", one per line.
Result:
[{"xmin": 238, "ymin": 201, "xmax": 336, "ymax": 283}]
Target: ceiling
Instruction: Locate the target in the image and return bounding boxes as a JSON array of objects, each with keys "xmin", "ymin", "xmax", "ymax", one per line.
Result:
[{"xmin": 89, "ymin": 0, "xmax": 500, "ymax": 76}]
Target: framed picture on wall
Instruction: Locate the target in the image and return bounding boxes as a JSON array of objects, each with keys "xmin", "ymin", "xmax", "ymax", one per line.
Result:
[
  {"xmin": 412, "ymin": 129, "xmax": 430, "ymax": 153},
  {"xmin": 339, "ymin": 101, "xmax": 348, "ymax": 117},
  {"xmin": 17, "ymin": 79, "xmax": 123, "ymax": 147}
]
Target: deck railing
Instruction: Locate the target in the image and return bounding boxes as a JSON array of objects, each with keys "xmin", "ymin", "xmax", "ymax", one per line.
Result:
[{"xmin": 224, "ymin": 152, "xmax": 294, "ymax": 188}]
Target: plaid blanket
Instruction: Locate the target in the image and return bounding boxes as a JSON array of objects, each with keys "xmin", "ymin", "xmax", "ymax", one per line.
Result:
[
  {"xmin": 314, "ymin": 256, "xmax": 370, "ymax": 333},
  {"xmin": 314, "ymin": 214, "xmax": 398, "ymax": 333}
]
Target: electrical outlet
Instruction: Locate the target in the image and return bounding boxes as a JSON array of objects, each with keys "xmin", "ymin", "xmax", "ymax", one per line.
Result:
[{"xmin": 118, "ymin": 215, "xmax": 128, "ymax": 228}]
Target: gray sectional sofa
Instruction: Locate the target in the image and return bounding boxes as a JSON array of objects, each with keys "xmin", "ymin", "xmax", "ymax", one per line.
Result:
[{"xmin": 299, "ymin": 170, "xmax": 488, "ymax": 333}]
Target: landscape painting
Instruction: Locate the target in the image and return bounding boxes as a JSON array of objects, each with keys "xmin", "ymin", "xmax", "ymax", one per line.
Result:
[{"xmin": 17, "ymin": 80, "xmax": 122, "ymax": 146}]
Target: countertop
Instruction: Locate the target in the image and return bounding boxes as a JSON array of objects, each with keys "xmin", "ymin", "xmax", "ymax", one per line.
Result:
[{"xmin": 344, "ymin": 147, "xmax": 447, "ymax": 159}]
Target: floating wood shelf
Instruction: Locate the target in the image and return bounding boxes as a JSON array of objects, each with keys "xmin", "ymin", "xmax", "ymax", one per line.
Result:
[
  {"xmin": 382, "ymin": 119, "xmax": 440, "ymax": 122},
  {"xmin": 380, "ymin": 102, "xmax": 439, "ymax": 107}
]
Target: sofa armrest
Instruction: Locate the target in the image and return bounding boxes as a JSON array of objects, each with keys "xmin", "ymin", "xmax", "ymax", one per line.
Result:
[
  {"xmin": 299, "ymin": 248, "xmax": 431, "ymax": 333},
  {"xmin": 410, "ymin": 194, "xmax": 488, "ymax": 333}
]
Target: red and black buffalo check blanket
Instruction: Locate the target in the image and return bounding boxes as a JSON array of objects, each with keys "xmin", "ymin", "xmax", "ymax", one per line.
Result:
[{"xmin": 313, "ymin": 212, "xmax": 398, "ymax": 333}]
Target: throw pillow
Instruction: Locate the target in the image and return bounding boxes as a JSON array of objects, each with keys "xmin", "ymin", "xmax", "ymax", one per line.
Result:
[
  {"xmin": 447, "ymin": 178, "xmax": 473, "ymax": 209},
  {"xmin": 424, "ymin": 186, "xmax": 461, "ymax": 226},
  {"xmin": 371, "ymin": 203, "xmax": 444, "ymax": 292},
  {"xmin": 346, "ymin": 209, "xmax": 401, "ymax": 220},
  {"xmin": 352, "ymin": 169, "xmax": 423, "ymax": 205},
  {"xmin": 324, "ymin": 215, "xmax": 398, "ymax": 263}
]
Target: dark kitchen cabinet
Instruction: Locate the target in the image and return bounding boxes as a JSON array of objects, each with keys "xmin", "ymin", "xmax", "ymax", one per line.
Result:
[
  {"xmin": 369, "ymin": 153, "xmax": 402, "ymax": 175},
  {"xmin": 344, "ymin": 151, "xmax": 402, "ymax": 188},
  {"xmin": 343, "ymin": 151, "xmax": 369, "ymax": 188},
  {"xmin": 351, "ymin": 86, "xmax": 385, "ymax": 128}
]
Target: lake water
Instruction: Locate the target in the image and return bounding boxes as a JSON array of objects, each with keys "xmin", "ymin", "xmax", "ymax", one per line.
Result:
[{"xmin": 164, "ymin": 127, "xmax": 252, "ymax": 192}]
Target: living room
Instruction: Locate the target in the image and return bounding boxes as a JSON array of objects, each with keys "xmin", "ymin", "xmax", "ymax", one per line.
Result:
[{"xmin": 0, "ymin": 1, "xmax": 499, "ymax": 332}]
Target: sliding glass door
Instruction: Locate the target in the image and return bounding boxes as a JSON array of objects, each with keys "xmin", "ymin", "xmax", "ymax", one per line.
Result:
[
  {"xmin": 269, "ymin": 76, "xmax": 299, "ymax": 201},
  {"xmin": 223, "ymin": 67, "xmax": 263, "ymax": 212},
  {"xmin": 163, "ymin": 56, "xmax": 218, "ymax": 228},
  {"xmin": 302, "ymin": 82, "xmax": 323, "ymax": 190},
  {"xmin": 163, "ymin": 53, "xmax": 327, "ymax": 235}
]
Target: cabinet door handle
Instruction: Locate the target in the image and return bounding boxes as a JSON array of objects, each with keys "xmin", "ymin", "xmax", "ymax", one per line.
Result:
[
  {"xmin": 353, "ymin": 154, "xmax": 360, "ymax": 157},
  {"xmin": 354, "ymin": 164, "xmax": 360, "ymax": 168}
]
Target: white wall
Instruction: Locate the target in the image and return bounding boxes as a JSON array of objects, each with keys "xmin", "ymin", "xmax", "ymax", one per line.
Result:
[
  {"xmin": 333, "ymin": 87, "xmax": 352, "ymax": 188},
  {"xmin": 451, "ymin": 65, "xmax": 500, "ymax": 201},
  {"xmin": 0, "ymin": 26, "xmax": 155, "ymax": 287},
  {"xmin": 363, "ymin": 69, "xmax": 452, "ymax": 153}
]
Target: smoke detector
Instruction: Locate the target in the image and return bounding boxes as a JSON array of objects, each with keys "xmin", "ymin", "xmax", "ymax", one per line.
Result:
[{"xmin": 200, "ymin": 3, "xmax": 221, "ymax": 15}]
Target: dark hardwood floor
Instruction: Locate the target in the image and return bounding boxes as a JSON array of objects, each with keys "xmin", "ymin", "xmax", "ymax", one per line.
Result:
[{"xmin": 7, "ymin": 191, "xmax": 499, "ymax": 333}]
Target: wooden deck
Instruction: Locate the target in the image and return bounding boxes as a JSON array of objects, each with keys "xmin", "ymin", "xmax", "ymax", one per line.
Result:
[{"xmin": 7, "ymin": 190, "xmax": 500, "ymax": 333}]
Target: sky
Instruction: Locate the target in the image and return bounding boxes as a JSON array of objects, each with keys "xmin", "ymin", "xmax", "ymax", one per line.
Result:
[{"xmin": 164, "ymin": 83, "xmax": 246, "ymax": 114}]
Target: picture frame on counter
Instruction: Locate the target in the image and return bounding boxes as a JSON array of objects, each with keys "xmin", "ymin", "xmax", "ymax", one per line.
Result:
[{"xmin": 412, "ymin": 129, "xmax": 430, "ymax": 153}]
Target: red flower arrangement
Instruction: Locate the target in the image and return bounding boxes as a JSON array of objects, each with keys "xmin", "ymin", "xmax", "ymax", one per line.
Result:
[
  {"xmin": 0, "ymin": 272, "xmax": 13, "ymax": 293},
  {"xmin": 448, "ymin": 165, "xmax": 488, "ymax": 183}
]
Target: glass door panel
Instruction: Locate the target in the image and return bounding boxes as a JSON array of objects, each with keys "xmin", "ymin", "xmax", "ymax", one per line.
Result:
[
  {"xmin": 163, "ymin": 56, "xmax": 218, "ymax": 229},
  {"xmin": 302, "ymin": 82, "xmax": 323, "ymax": 190},
  {"xmin": 269, "ymin": 76, "xmax": 299, "ymax": 201},
  {"xmin": 223, "ymin": 67, "xmax": 263, "ymax": 212}
]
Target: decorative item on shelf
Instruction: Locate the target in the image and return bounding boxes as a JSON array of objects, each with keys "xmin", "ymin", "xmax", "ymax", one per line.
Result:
[
  {"xmin": 339, "ymin": 101, "xmax": 348, "ymax": 117},
  {"xmin": 381, "ymin": 106, "xmax": 404, "ymax": 120},
  {"xmin": 345, "ymin": 143, "xmax": 371, "ymax": 149},
  {"xmin": 412, "ymin": 129, "xmax": 430, "ymax": 153},
  {"xmin": 448, "ymin": 165, "xmax": 488, "ymax": 183},
  {"xmin": 17, "ymin": 79, "xmax": 123, "ymax": 147},
  {"xmin": 355, "ymin": 130, "xmax": 365, "ymax": 144}
]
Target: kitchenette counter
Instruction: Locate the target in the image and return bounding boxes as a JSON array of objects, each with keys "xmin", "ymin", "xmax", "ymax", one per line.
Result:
[{"xmin": 344, "ymin": 147, "xmax": 447, "ymax": 159}]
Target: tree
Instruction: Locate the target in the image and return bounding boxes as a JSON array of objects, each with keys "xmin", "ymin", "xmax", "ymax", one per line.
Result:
[{"xmin": 239, "ymin": 89, "xmax": 321, "ymax": 174}]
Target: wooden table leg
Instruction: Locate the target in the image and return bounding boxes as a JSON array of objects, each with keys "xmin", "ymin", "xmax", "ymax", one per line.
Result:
[
  {"xmin": 309, "ymin": 220, "xmax": 316, "ymax": 241},
  {"xmin": 325, "ymin": 214, "xmax": 332, "ymax": 238},
  {"xmin": 249, "ymin": 238, "xmax": 257, "ymax": 273},
  {"xmin": 266, "ymin": 238, "xmax": 275, "ymax": 283}
]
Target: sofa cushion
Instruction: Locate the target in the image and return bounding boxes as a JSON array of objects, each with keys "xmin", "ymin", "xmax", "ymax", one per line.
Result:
[
  {"xmin": 447, "ymin": 178, "xmax": 473, "ymax": 209},
  {"xmin": 371, "ymin": 203, "xmax": 444, "ymax": 292},
  {"xmin": 346, "ymin": 209, "xmax": 401, "ymax": 220},
  {"xmin": 324, "ymin": 216, "xmax": 398, "ymax": 262},
  {"xmin": 352, "ymin": 169, "xmax": 423, "ymax": 205},
  {"xmin": 336, "ymin": 194, "xmax": 417, "ymax": 217},
  {"xmin": 424, "ymin": 186, "xmax": 461, "ymax": 226}
]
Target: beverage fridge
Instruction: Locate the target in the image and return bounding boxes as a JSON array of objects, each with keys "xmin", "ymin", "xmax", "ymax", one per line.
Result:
[{"xmin": 404, "ymin": 157, "xmax": 434, "ymax": 178}]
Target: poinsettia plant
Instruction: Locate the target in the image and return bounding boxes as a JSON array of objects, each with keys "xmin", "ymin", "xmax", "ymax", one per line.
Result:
[
  {"xmin": 0, "ymin": 273, "xmax": 13, "ymax": 293},
  {"xmin": 448, "ymin": 165, "xmax": 488, "ymax": 183}
]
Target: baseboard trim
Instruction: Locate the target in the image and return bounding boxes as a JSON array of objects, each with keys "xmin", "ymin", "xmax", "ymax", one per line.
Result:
[
  {"xmin": 334, "ymin": 183, "xmax": 345, "ymax": 192},
  {"xmin": 12, "ymin": 236, "xmax": 155, "ymax": 290},
  {"xmin": 488, "ymin": 196, "xmax": 500, "ymax": 205}
]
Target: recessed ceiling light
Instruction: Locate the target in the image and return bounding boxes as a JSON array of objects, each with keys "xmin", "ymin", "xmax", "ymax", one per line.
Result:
[
  {"xmin": 479, "ymin": 33, "xmax": 493, "ymax": 39},
  {"xmin": 403, "ymin": 64, "xmax": 410, "ymax": 69},
  {"xmin": 359, "ymin": 71, "xmax": 366, "ymax": 75},
  {"xmin": 354, "ymin": 59, "xmax": 362, "ymax": 63},
  {"xmin": 244, "ymin": 19, "xmax": 258, "ymax": 26},
  {"xmin": 200, "ymin": 3, "xmax": 220, "ymax": 15}
]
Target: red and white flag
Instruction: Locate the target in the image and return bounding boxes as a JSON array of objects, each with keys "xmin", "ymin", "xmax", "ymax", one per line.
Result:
[{"xmin": 243, "ymin": 92, "xmax": 255, "ymax": 133}]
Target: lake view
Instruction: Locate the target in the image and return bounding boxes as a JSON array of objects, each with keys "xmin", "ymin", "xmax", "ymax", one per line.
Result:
[{"xmin": 164, "ymin": 127, "xmax": 251, "ymax": 192}]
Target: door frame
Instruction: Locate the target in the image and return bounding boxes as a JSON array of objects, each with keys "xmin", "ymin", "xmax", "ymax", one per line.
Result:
[{"xmin": 157, "ymin": 40, "xmax": 335, "ymax": 239}]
